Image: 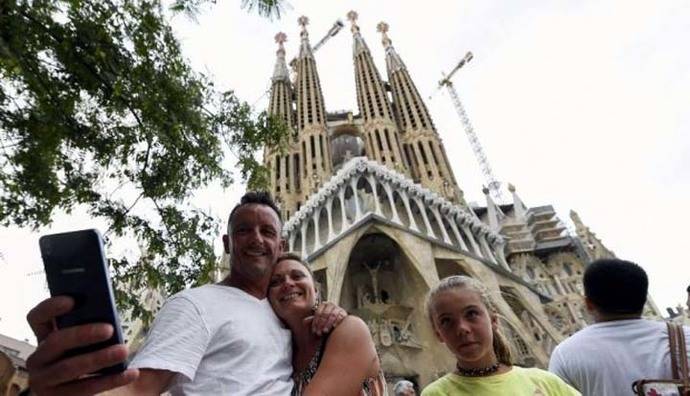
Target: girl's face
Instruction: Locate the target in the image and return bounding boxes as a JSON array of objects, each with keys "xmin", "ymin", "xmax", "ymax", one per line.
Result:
[
  {"xmin": 268, "ymin": 259, "xmax": 318, "ymax": 320},
  {"xmin": 431, "ymin": 287, "xmax": 498, "ymax": 368}
]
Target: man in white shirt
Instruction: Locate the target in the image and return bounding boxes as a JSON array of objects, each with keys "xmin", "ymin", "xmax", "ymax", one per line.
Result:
[
  {"xmin": 549, "ymin": 258, "xmax": 690, "ymax": 396},
  {"xmin": 25, "ymin": 192, "xmax": 344, "ymax": 395}
]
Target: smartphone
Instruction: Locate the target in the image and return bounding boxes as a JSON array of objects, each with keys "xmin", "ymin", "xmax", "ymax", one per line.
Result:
[{"xmin": 39, "ymin": 229, "xmax": 126, "ymax": 375}]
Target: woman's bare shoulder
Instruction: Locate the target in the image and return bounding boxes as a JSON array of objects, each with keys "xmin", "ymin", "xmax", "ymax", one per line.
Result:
[
  {"xmin": 304, "ymin": 316, "xmax": 379, "ymax": 395},
  {"xmin": 327, "ymin": 315, "xmax": 373, "ymax": 347}
]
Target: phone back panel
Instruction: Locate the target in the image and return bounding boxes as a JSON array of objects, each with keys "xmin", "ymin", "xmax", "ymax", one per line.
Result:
[{"xmin": 39, "ymin": 229, "xmax": 126, "ymax": 374}]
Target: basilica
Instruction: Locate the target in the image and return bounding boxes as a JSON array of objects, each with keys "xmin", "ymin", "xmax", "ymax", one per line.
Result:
[{"xmin": 256, "ymin": 12, "xmax": 662, "ymax": 389}]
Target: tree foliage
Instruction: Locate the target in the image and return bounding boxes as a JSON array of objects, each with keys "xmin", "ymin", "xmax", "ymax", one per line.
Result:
[
  {"xmin": 171, "ymin": 0, "xmax": 288, "ymax": 20},
  {"xmin": 0, "ymin": 0, "xmax": 286, "ymax": 325}
]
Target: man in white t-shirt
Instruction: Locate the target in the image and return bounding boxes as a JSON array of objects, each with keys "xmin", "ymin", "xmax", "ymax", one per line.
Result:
[
  {"xmin": 25, "ymin": 192, "xmax": 344, "ymax": 395},
  {"xmin": 549, "ymin": 258, "xmax": 690, "ymax": 396}
]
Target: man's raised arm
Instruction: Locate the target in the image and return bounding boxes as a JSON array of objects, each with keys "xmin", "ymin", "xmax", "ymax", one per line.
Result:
[
  {"xmin": 107, "ymin": 369, "xmax": 176, "ymax": 396},
  {"xmin": 25, "ymin": 296, "xmax": 139, "ymax": 395},
  {"xmin": 26, "ymin": 297, "xmax": 179, "ymax": 396}
]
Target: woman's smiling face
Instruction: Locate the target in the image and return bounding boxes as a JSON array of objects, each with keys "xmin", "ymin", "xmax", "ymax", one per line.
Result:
[
  {"xmin": 268, "ymin": 258, "xmax": 317, "ymax": 320},
  {"xmin": 430, "ymin": 287, "xmax": 498, "ymax": 368}
]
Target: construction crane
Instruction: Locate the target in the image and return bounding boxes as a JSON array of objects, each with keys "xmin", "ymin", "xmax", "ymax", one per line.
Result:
[
  {"xmin": 312, "ymin": 19, "xmax": 345, "ymax": 52},
  {"xmin": 252, "ymin": 19, "xmax": 344, "ymax": 108},
  {"xmin": 438, "ymin": 51, "xmax": 505, "ymax": 202}
]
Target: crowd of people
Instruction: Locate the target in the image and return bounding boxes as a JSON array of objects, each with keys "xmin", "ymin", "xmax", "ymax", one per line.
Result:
[{"xmin": 22, "ymin": 192, "xmax": 690, "ymax": 395}]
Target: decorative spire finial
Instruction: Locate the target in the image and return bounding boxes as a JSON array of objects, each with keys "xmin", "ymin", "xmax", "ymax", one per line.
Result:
[
  {"xmin": 298, "ymin": 15, "xmax": 309, "ymax": 31},
  {"xmin": 347, "ymin": 10, "xmax": 359, "ymax": 33},
  {"xmin": 376, "ymin": 21, "xmax": 388, "ymax": 33},
  {"xmin": 377, "ymin": 21, "xmax": 391, "ymax": 47},
  {"xmin": 482, "ymin": 186, "xmax": 490, "ymax": 195},
  {"xmin": 274, "ymin": 32, "xmax": 287, "ymax": 54},
  {"xmin": 297, "ymin": 16, "xmax": 313, "ymax": 58},
  {"xmin": 275, "ymin": 32, "xmax": 287, "ymax": 46},
  {"xmin": 509, "ymin": 183, "xmax": 528, "ymax": 219}
]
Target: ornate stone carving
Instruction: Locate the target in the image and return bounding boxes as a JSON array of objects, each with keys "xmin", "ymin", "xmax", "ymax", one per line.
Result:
[
  {"xmin": 351, "ymin": 258, "xmax": 423, "ymax": 350},
  {"xmin": 282, "ymin": 157, "xmax": 501, "ymax": 263}
]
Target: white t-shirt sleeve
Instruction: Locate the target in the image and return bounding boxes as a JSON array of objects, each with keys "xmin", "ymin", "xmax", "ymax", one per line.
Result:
[
  {"xmin": 130, "ymin": 295, "xmax": 211, "ymax": 381},
  {"xmin": 548, "ymin": 345, "xmax": 576, "ymax": 389}
]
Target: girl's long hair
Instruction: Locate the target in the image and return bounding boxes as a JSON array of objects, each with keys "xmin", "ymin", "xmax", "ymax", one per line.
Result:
[{"xmin": 426, "ymin": 275, "xmax": 513, "ymax": 365}]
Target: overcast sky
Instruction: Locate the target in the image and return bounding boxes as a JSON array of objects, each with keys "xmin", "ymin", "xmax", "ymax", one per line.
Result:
[{"xmin": 1, "ymin": 0, "xmax": 688, "ymax": 343}]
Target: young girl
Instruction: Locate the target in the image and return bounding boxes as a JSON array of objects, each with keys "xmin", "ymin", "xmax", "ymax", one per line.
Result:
[{"xmin": 422, "ymin": 275, "xmax": 580, "ymax": 396}]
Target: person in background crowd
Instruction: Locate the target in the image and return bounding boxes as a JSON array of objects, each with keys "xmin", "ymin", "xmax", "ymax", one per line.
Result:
[
  {"xmin": 393, "ymin": 379, "xmax": 416, "ymax": 396},
  {"xmin": 549, "ymin": 258, "xmax": 690, "ymax": 396},
  {"xmin": 686, "ymin": 284, "xmax": 690, "ymax": 314},
  {"xmin": 422, "ymin": 275, "xmax": 579, "ymax": 396},
  {"xmin": 24, "ymin": 191, "xmax": 345, "ymax": 395},
  {"xmin": 268, "ymin": 253, "xmax": 386, "ymax": 395}
]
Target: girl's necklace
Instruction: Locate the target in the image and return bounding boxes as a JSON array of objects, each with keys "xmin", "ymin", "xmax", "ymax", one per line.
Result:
[{"xmin": 456, "ymin": 362, "xmax": 500, "ymax": 377}]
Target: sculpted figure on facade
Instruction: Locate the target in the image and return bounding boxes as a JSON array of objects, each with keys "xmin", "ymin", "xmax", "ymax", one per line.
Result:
[{"xmin": 353, "ymin": 258, "xmax": 423, "ymax": 350}]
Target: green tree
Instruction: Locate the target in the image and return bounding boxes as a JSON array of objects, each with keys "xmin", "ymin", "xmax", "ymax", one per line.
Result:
[{"xmin": 0, "ymin": 0, "xmax": 287, "ymax": 325}]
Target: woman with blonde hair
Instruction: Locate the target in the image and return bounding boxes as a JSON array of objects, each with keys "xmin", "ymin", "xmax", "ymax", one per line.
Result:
[
  {"xmin": 267, "ymin": 252, "xmax": 387, "ymax": 395},
  {"xmin": 421, "ymin": 275, "xmax": 579, "ymax": 395}
]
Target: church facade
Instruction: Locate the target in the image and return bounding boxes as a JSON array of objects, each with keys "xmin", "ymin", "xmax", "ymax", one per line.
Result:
[{"xmin": 260, "ymin": 12, "xmax": 662, "ymax": 389}]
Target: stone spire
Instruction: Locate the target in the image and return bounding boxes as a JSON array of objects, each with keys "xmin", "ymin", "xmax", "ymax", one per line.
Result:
[
  {"xmin": 295, "ymin": 16, "xmax": 332, "ymax": 196},
  {"xmin": 268, "ymin": 32, "xmax": 292, "ymax": 126},
  {"xmin": 569, "ymin": 210, "xmax": 615, "ymax": 260},
  {"xmin": 265, "ymin": 32, "xmax": 300, "ymax": 220},
  {"xmin": 377, "ymin": 22, "xmax": 406, "ymax": 73},
  {"xmin": 499, "ymin": 184, "xmax": 536, "ymax": 257},
  {"xmin": 295, "ymin": 16, "xmax": 327, "ymax": 129},
  {"xmin": 347, "ymin": 11, "xmax": 369, "ymax": 56},
  {"xmin": 298, "ymin": 16, "xmax": 314, "ymax": 59},
  {"xmin": 347, "ymin": 11, "xmax": 406, "ymax": 173},
  {"xmin": 483, "ymin": 186, "xmax": 505, "ymax": 231},
  {"xmin": 569, "ymin": 210, "xmax": 585, "ymax": 229},
  {"xmin": 509, "ymin": 183, "xmax": 528, "ymax": 220},
  {"xmin": 377, "ymin": 22, "xmax": 465, "ymax": 205},
  {"xmin": 272, "ymin": 32, "xmax": 290, "ymax": 82}
]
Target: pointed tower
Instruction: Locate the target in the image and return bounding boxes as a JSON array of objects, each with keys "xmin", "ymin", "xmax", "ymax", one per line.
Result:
[
  {"xmin": 483, "ymin": 186, "xmax": 505, "ymax": 232},
  {"xmin": 295, "ymin": 16, "xmax": 332, "ymax": 196},
  {"xmin": 378, "ymin": 22, "xmax": 464, "ymax": 204},
  {"xmin": 569, "ymin": 210, "xmax": 615, "ymax": 260},
  {"xmin": 347, "ymin": 11, "xmax": 407, "ymax": 173},
  {"xmin": 501, "ymin": 184, "xmax": 536, "ymax": 256},
  {"xmin": 509, "ymin": 183, "xmax": 529, "ymax": 220},
  {"xmin": 264, "ymin": 32, "xmax": 301, "ymax": 219},
  {"xmin": 268, "ymin": 32, "xmax": 293, "ymax": 128}
]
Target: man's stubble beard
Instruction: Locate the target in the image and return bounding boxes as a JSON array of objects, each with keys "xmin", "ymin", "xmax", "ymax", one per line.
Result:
[
  {"xmin": 231, "ymin": 253, "xmax": 275, "ymax": 284},
  {"xmin": 243, "ymin": 260, "xmax": 273, "ymax": 281}
]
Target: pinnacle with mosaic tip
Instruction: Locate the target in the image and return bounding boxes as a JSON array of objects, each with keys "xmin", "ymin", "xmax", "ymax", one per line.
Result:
[
  {"xmin": 376, "ymin": 21, "xmax": 388, "ymax": 33},
  {"xmin": 346, "ymin": 10, "xmax": 358, "ymax": 23},
  {"xmin": 275, "ymin": 32, "xmax": 287, "ymax": 46},
  {"xmin": 298, "ymin": 15, "xmax": 309, "ymax": 30},
  {"xmin": 347, "ymin": 10, "xmax": 360, "ymax": 33},
  {"xmin": 376, "ymin": 21, "xmax": 392, "ymax": 47}
]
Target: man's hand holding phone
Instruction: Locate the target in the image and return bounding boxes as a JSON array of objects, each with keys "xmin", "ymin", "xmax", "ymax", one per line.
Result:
[
  {"xmin": 26, "ymin": 296, "xmax": 139, "ymax": 395},
  {"xmin": 25, "ymin": 229, "xmax": 139, "ymax": 395}
]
